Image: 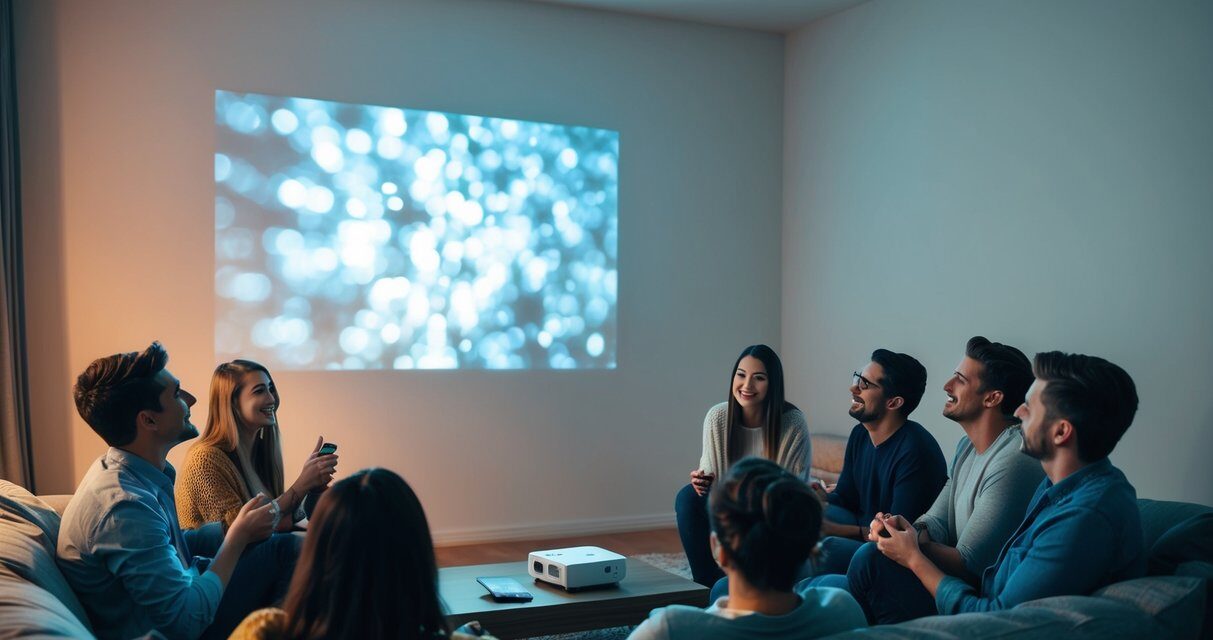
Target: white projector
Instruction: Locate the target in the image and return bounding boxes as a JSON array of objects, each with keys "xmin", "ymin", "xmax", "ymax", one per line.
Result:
[{"xmin": 528, "ymin": 546, "xmax": 627, "ymax": 590}]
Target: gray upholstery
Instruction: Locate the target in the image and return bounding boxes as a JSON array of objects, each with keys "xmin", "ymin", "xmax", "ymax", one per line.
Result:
[
  {"xmin": 0, "ymin": 482, "xmax": 93, "ymax": 633},
  {"xmin": 1143, "ymin": 509, "xmax": 1213, "ymax": 574},
  {"xmin": 1093, "ymin": 576, "xmax": 1207, "ymax": 640},
  {"xmin": 1175, "ymin": 562, "xmax": 1213, "ymax": 640},
  {"xmin": 824, "ymin": 597, "xmax": 1160, "ymax": 639},
  {"xmin": 0, "ymin": 572, "xmax": 94, "ymax": 638},
  {"xmin": 1137, "ymin": 498, "xmax": 1213, "ymax": 554},
  {"xmin": 821, "ymin": 498, "xmax": 1211, "ymax": 639}
]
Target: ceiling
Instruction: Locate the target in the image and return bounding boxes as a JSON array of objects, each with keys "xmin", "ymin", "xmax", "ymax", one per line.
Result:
[{"xmin": 521, "ymin": 0, "xmax": 869, "ymax": 33}]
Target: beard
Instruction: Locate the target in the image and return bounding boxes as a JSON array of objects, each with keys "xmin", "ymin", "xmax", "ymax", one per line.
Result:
[
  {"xmin": 849, "ymin": 402, "xmax": 883, "ymax": 423},
  {"xmin": 1019, "ymin": 426, "xmax": 1051, "ymax": 460},
  {"xmin": 176, "ymin": 422, "xmax": 200, "ymax": 444}
]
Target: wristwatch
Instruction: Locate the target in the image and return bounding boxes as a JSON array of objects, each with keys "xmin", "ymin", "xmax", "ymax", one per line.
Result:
[{"xmin": 269, "ymin": 498, "xmax": 283, "ymax": 529}]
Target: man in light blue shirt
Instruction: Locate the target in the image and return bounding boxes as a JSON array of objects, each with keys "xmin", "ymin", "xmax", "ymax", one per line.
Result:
[
  {"xmin": 871, "ymin": 350, "xmax": 1146, "ymax": 614},
  {"xmin": 57, "ymin": 342, "xmax": 300, "ymax": 640}
]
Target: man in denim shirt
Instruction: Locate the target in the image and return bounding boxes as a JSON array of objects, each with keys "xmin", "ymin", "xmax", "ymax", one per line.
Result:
[
  {"xmin": 57, "ymin": 342, "xmax": 300, "ymax": 640},
  {"xmin": 870, "ymin": 350, "xmax": 1146, "ymax": 614}
]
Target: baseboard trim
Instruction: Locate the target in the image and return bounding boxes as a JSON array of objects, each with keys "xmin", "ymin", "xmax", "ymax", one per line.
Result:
[{"xmin": 432, "ymin": 512, "xmax": 675, "ymax": 547}]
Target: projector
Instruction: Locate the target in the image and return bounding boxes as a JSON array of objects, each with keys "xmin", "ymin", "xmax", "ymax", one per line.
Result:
[{"xmin": 528, "ymin": 546, "xmax": 627, "ymax": 590}]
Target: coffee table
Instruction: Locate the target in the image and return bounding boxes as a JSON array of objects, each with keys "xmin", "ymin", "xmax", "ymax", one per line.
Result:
[{"xmin": 441, "ymin": 558, "xmax": 709, "ymax": 639}]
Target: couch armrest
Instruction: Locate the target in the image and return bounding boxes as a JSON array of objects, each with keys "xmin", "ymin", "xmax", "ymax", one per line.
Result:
[
  {"xmin": 810, "ymin": 434, "xmax": 847, "ymax": 477},
  {"xmin": 35, "ymin": 495, "xmax": 72, "ymax": 517}
]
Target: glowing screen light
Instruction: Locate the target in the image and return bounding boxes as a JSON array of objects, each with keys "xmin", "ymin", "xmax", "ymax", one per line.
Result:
[{"xmin": 215, "ymin": 91, "xmax": 618, "ymax": 370}]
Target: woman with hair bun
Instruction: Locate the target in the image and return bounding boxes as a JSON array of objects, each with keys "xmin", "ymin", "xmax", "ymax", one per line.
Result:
[
  {"xmin": 633, "ymin": 457, "xmax": 865, "ymax": 640},
  {"xmin": 677, "ymin": 344, "xmax": 810, "ymax": 586}
]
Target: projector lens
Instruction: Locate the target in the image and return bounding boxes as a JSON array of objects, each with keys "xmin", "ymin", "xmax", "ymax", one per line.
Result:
[{"xmin": 533, "ymin": 561, "xmax": 543, "ymax": 573}]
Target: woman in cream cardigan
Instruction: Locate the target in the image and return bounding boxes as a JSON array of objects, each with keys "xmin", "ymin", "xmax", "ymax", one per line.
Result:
[
  {"xmin": 175, "ymin": 360, "xmax": 338, "ymax": 531},
  {"xmin": 676, "ymin": 344, "xmax": 810, "ymax": 587}
]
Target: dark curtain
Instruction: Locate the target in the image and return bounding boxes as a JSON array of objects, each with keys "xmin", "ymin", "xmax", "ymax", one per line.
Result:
[{"xmin": 0, "ymin": 0, "xmax": 35, "ymax": 490}]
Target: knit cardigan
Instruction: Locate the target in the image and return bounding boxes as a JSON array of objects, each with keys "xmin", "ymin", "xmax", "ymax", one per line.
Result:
[
  {"xmin": 696, "ymin": 402, "xmax": 811, "ymax": 480},
  {"xmin": 175, "ymin": 444, "xmax": 253, "ymax": 531}
]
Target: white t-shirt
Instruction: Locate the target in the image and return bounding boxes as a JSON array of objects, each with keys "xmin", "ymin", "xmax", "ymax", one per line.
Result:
[{"xmin": 729, "ymin": 425, "xmax": 766, "ymax": 461}]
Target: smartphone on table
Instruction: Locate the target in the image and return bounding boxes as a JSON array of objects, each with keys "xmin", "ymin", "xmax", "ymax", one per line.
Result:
[{"xmin": 476, "ymin": 576, "xmax": 533, "ymax": 602}]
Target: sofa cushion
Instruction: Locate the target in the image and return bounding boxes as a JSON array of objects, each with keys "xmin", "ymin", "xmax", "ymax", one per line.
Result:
[
  {"xmin": 38, "ymin": 494, "xmax": 74, "ymax": 518},
  {"xmin": 1148, "ymin": 511, "xmax": 1213, "ymax": 575},
  {"xmin": 0, "ymin": 569, "xmax": 95, "ymax": 638},
  {"xmin": 821, "ymin": 599, "xmax": 1152, "ymax": 639},
  {"xmin": 1174, "ymin": 562, "xmax": 1212, "ymax": 640},
  {"xmin": 1094, "ymin": 576, "xmax": 1206, "ymax": 640},
  {"xmin": 1138, "ymin": 499, "xmax": 1213, "ymax": 548},
  {"xmin": 863, "ymin": 607, "xmax": 1075, "ymax": 638},
  {"xmin": 0, "ymin": 480, "xmax": 93, "ymax": 631},
  {"xmin": 1015, "ymin": 594, "xmax": 1161, "ymax": 636},
  {"xmin": 0, "ymin": 480, "xmax": 63, "ymax": 546}
]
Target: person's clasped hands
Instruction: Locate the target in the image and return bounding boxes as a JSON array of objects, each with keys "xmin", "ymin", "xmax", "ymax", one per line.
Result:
[{"xmin": 869, "ymin": 512, "xmax": 924, "ymax": 568}]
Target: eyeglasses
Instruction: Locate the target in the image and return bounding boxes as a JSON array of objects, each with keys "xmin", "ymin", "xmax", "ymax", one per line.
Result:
[{"xmin": 852, "ymin": 371, "xmax": 881, "ymax": 391}]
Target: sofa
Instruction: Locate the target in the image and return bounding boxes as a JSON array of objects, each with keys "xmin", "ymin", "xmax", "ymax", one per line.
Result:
[
  {"xmin": 807, "ymin": 434, "xmax": 1212, "ymax": 639},
  {"xmin": 3, "ymin": 469, "xmax": 1210, "ymax": 639},
  {"xmin": 0, "ymin": 481, "xmax": 93, "ymax": 638}
]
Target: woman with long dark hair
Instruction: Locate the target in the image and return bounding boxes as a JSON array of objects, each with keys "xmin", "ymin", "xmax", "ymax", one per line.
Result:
[
  {"xmin": 230, "ymin": 468, "xmax": 496, "ymax": 639},
  {"xmin": 632, "ymin": 458, "xmax": 864, "ymax": 639},
  {"xmin": 676, "ymin": 345, "xmax": 811, "ymax": 586}
]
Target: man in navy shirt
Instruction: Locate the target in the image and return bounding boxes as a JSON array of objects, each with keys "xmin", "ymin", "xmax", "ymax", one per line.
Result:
[
  {"xmin": 872, "ymin": 351, "xmax": 1146, "ymax": 614},
  {"xmin": 810, "ymin": 348, "xmax": 948, "ymax": 577}
]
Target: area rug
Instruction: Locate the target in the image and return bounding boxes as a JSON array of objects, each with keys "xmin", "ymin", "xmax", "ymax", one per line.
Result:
[{"xmin": 520, "ymin": 553, "xmax": 691, "ymax": 640}]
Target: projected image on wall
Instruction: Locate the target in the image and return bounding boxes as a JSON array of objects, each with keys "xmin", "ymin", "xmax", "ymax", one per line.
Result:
[{"xmin": 215, "ymin": 90, "xmax": 618, "ymax": 370}]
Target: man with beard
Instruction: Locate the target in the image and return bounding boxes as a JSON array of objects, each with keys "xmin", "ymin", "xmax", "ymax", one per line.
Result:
[
  {"xmin": 57, "ymin": 342, "xmax": 302, "ymax": 640},
  {"xmin": 871, "ymin": 351, "xmax": 1146, "ymax": 614},
  {"xmin": 845, "ymin": 337, "xmax": 1044, "ymax": 624},
  {"xmin": 811, "ymin": 348, "xmax": 948, "ymax": 577}
]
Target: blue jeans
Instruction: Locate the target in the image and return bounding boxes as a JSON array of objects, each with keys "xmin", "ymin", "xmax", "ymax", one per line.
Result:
[
  {"xmin": 675, "ymin": 483, "xmax": 724, "ymax": 587},
  {"xmin": 846, "ymin": 541, "xmax": 939, "ymax": 624},
  {"xmin": 814, "ymin": 503, "xmax": 865, "ymax": 575},
  {"xmin": 186, "ymin": 528, "xmax": 303, "ymax": 640},
  {"xmin": 800, "ymin": 573, "xmax": 849, "ymax": 591}
]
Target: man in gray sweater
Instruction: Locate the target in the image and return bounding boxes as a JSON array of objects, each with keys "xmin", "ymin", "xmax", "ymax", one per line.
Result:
[{"xmin": 844, "ymin": 336, "xmax": 1044, "ymax": 624}]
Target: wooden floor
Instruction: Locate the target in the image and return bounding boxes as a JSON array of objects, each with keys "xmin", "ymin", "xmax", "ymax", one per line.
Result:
[{"xmin": 435, "ymin": 527, "xmax": 683, "ymax": 567}]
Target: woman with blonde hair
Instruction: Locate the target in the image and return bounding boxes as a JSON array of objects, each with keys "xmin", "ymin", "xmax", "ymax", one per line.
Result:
[{"xmin": 176, "ymin": 359, "xmax": 338, "ymax": 531}]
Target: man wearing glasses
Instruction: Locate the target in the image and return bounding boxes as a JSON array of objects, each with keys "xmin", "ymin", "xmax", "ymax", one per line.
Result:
[{"xmin": 810, "ymin": 349, "xmax": 948, "ymax": 577}]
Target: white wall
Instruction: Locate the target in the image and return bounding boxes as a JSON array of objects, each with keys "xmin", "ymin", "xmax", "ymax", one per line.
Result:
[
  {"xmin": 783, "ymin": 0, "xmax": 1213, "ymax": 506},
  {"xmin": 15, "ymin": 0, "xmax": 786, "ymax": 541}
]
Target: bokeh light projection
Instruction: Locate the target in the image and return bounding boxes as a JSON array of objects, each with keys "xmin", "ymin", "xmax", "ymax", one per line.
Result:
[{"xmin": 215, "ymin": 91, "xmax": 618, "ymax": 370}]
